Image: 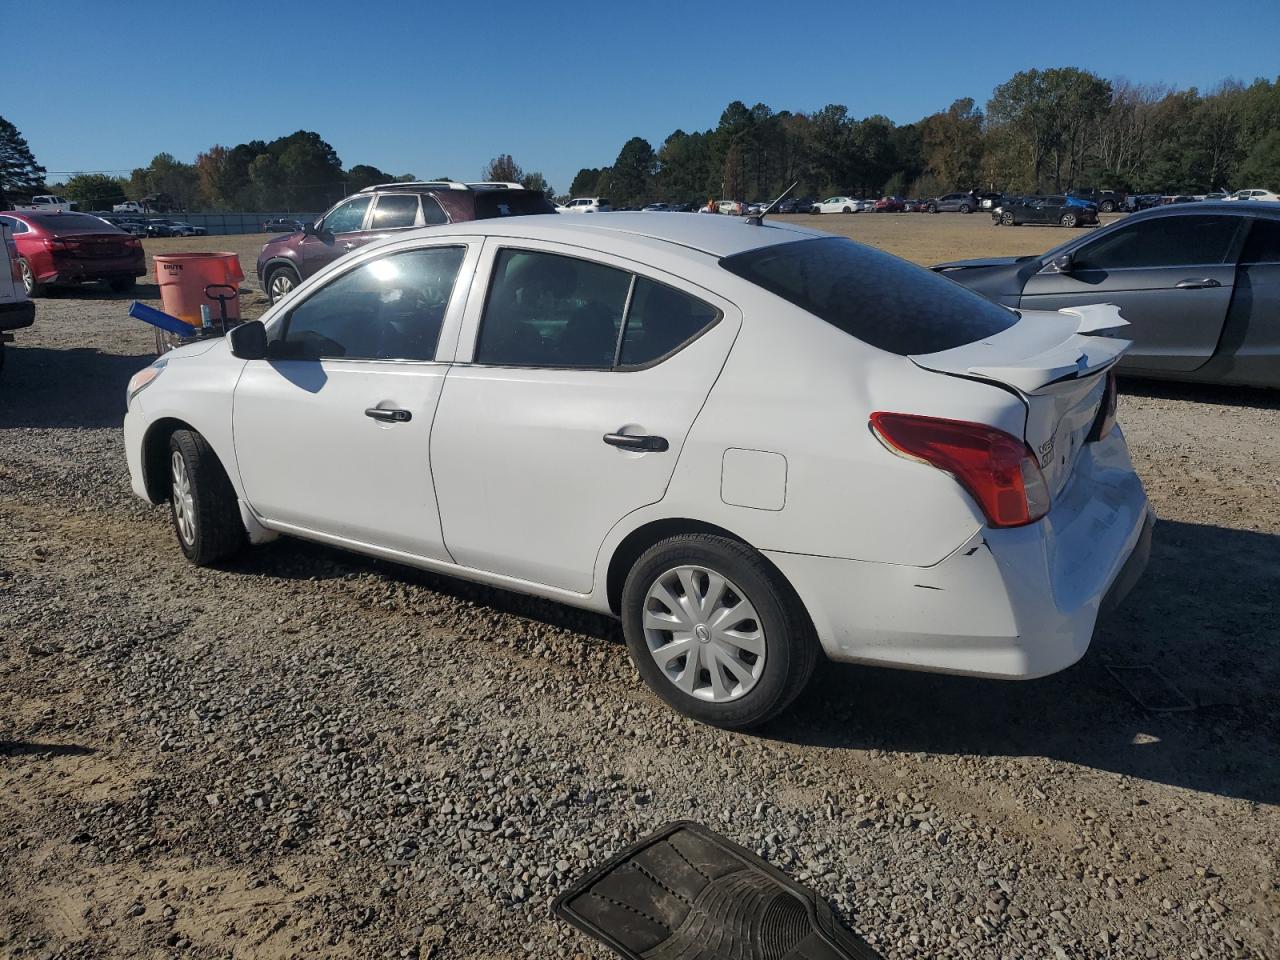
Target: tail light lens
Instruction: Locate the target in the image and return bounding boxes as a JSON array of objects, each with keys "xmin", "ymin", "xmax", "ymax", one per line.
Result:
[
  {"xmin": 44, "ymin": 238, "xmax": 73, "ymax": 252},
  {"xmin": 1088, "ymin": 370, "xmax": 1118, "ymax": 442},
  {"xmin": 870, "ymin": 412, "xmax": 1051, "ymax": 528}
]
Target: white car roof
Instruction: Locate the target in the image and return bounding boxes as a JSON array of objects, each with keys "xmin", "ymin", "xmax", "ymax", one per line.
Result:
[{"xmin": 404, "ymin": 212, "xmax": 828, "ymax": 260}]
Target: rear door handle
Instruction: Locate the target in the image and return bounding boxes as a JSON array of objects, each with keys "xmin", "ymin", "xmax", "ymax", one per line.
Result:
[
  {"xmin": 1175, "ymin": 278, "xmax": 1221, "ymax": 289},
  {"xmin": 365, "ymin": 407, "xmax": 411, "ymax": 423},
  {"xmin": 603, "ymin": 432, "xmax": 668, "ymax": 452}
]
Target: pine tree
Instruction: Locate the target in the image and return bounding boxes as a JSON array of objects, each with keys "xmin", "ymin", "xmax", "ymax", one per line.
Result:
[{"xmin": 0, "ymin": 116, "xmax": 46, "ymax": 192}]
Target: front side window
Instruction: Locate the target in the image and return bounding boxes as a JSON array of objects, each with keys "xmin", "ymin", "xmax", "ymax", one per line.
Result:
[
  {"xmin": 321, "ymin": 195, "xmax": 371, "ymax": 234},
  {"xmin": 371, "ymin": 194, "xmax": 419, "ymax": 229},
  {"xmin": 1073, "ymin": 215, "xmax": 1239, "ymax": 270},
  {"xmin": 475, "ymin": 249, "xmax": 720, "ymax": 369},
  {"xmin": 720, "ymin": 236, "xmax": 1018, "ymax": 356},
  {"xmin": 272, "ymin": 246, "xmax": 465, "ymax": 362}
]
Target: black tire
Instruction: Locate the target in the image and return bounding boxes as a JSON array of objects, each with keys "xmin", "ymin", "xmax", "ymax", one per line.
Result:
[
  {"xmin": 621, "ymin": 534, "xmax": 818, "ymax": 729},
  {"xmin": 167, "ymin": 429, "xmax": 246, "ymax": 566},
  {"xmin": 1001, "ymin": 212, "xmax": 1015, "ymax": 226},
  {"xmin": 1060, "ymin": 212, "xmax": 1078, "ymax": 228},
  {"xmin": 18, "ymin": 258, "xmax": 44, "ymax": 298},
  {"xmin": 959, "ymin": 204, "xmax": 972, "ymax": 214},
  {"xmin": 1100, "ymin": 200, "xmax": 1115, "ymax": 213},
  {"xmin": 265, "ymin": 264, "xmax": 300, "ymax": 305},
  {"xmin": 108, "ymin": 277, "xmax": 136, "ymax": 293},
  {"xmin": 927, "ymin": 203, "xmax": 937, "ymax": 214}
]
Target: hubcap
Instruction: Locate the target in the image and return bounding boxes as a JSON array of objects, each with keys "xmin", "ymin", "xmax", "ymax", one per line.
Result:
[
  {"xmin": 642, "ymin": 565, "xmax": 766, "ymax": 703},
  {"xmin": 19, "ymin": 260, "xmax": 33, "ymax": 293},
  {"xmin": 269, "ymin": 272, "xmax": 295, "ymax": 302},
  {"xmin": 171, "ymin": 450, "xmax": 196, "ymax": 546}
]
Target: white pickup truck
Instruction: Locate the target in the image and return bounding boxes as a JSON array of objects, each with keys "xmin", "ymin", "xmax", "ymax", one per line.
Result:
[
  {"xmin": 113, "ymin": 201, "xmax": 148, "ymax": 213},
  {"xmin": 15, "ymin": 194, "xmax": 76, "ymax": 213}
]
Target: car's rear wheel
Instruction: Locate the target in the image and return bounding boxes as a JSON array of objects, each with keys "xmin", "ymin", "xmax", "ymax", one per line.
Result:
[
  {"xmin": 167, "ymin": 429, "xmax": 246, "ymax": 566},
  {"xmin": 927, "ymin": 203, "xmax": 937, "ymax": 214},
  {"xmin": 18, "ymin": 258, "xmax": 44, "ymax": 298},
  {"xmin": 621, "ymin": 534, "xmax": 818, "ymax": 729},
  {"xmin": 266, "ymin": 264, "xmax": 300, "ymax": 305},
  {"xmin": 959, "ymin": 204, "xmax": 972, "ymax": 214},
  {"xmin": 1061, "ymin": 212, "xmax": 1079, "ymax": 227},
  {"xmin": 1100, "ymin": 200, "xmax": 1115, "ymax": 213}
]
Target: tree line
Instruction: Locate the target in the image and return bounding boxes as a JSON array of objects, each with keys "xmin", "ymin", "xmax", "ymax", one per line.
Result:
[
  {"xmin": 2, "ymin": 67, "xmax": 1278, "ymax": 214},
  {"xmin": 568, "ymin": 69, "xmax": 1280, "ymax": 207},
  {"xmin": 0, "ymin": 122, "xmax": 555, "ymax": 214}
]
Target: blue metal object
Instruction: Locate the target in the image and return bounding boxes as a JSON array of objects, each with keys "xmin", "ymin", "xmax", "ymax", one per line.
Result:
[{"xmin": 128, "ymin": 301, "xmax": 194, "ymax": 336}]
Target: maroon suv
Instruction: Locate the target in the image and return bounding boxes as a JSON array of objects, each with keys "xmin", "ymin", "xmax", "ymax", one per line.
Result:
[{"xmin": 255, "ymin": 182, "xmax": 556, "ymax": 304}]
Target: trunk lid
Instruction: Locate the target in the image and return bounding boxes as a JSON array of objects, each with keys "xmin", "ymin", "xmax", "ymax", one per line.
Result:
[{"xmin": 910, "ymin": 304, "xmax": 1130, "ymax": 495}]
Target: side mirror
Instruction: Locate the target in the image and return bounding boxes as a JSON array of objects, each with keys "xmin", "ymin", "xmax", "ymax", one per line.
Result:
[
  {"xmin": 1046, "ymin": 253, "xmax": 1074, "ymax": 274},
  {"xmin": 228, "ymin": 320, "xmax": 268, "ymax": 360},
  {"xmin": 303, "ymin": 221, "xmax": 319, "ymax": 236}
]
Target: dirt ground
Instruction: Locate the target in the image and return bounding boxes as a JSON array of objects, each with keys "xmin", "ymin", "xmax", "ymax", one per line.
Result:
[{"xmin": 1, "ymin": 213, "xmax": 1277, "ymax": 960}]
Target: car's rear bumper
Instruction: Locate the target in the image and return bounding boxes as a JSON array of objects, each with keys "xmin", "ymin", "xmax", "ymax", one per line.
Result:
[
  {"xmin": 0, "ymin": 298, "xmax": 35, "ymax": 331},
  {"xmin": 766, "ymin": 428, "xmax": 1151, "ymax": 679},
  {"xmin": 45, "ymin": 256, "xmax": 145, "ymax": 282}
]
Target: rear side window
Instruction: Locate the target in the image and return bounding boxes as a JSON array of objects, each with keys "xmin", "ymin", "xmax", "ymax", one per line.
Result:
[
  {"xmin": 422, "ymin": 196, "xmax": 448, "ymax": 225},
  {"xmin": 620, "ymin": 278, "xmax": 720, "ymax": 366},
  {"xmin": 719, "ymin": 237, "xmax": 1017, "ymax": 356},
  {"xmin": 474, "ymin": 192, "xmax": 557, "ymax": 219},
  {"xmin": 475, "ymin": 249, "xmax": 719, "ymax": 368},
  {"xmin": 1073, "ymin": 215, "xmax": 1239, "ymax": 270},
  {"xmin": 371, "ymin": 194, "xmax": 419, "ymax": 229},
  {"xmin": 1241, "ymin": 219, "xmax": 1280, "ymax": 264}
]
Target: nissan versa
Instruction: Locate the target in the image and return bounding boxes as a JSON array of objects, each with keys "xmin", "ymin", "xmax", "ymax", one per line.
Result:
[{"xmin": 123, "ymin": 214, "xmax": 1153, "ymax": 728}]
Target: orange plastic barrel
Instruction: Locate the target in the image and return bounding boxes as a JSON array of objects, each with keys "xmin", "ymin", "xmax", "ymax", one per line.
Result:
[{"xmin": 154, "ymin": 252, "xmax": 245, "ymax": 327}]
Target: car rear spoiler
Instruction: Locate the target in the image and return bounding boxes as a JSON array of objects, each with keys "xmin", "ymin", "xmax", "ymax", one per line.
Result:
[{"xmin": 912, "ymin": 304, "xmax": 1131, "ymax": 394}]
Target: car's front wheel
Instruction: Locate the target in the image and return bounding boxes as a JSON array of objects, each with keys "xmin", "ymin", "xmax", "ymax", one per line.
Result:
[
  {"xmin": 621, "ymin": 535, "xmax": 818, "ymax": 729},
  {"xmin": 1001, "ymin": 211, "xmax": 1015, "ymax": 225},
  {"xmin": 168, "ymin": 429, "xmax": 246, "ymax": 566},
  {"xmin": 266, "ymin": 264, "xmax": 300, "ymax": 304},
  {"xmin": 1100, "ymin": 200, "xmax": 1115, "ymax": 213}
]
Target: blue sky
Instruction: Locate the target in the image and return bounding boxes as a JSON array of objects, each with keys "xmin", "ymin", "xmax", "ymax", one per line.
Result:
[{"xmin": 15, "ymin": 0, "xmax": 1280, "ymax": 196}]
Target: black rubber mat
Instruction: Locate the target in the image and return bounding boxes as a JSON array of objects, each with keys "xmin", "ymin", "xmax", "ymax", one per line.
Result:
[{"xmin": 553, "ymin": 821, "xmax": 883, "ymax": 959}]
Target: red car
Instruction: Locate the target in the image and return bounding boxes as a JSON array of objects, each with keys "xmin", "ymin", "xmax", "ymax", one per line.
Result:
[
  {"xmin": 873, "ymin": 197, "xmax": 906, "ymax": 212},
  {"xmin": 0, "ymin": 211, "xmax": 145, "ymax": 297}
]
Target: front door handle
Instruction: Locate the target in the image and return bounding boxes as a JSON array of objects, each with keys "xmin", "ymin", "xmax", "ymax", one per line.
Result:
[
  {"xmin": 365, "ymin": 407, "xmax": 411, "ymax": 423},
  {"xmin": 603, "ymin": 432, "xmax": 669, "ymax": 452},
  {"xmin": 1175, "ymin": 278, "xmax": 1221, "ymax": 289}
]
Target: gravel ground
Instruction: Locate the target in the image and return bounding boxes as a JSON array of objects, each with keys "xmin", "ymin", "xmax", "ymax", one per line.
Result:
[{"xmin": 1, "ymin": 219, "xmax": 1278, "ymax": 960}]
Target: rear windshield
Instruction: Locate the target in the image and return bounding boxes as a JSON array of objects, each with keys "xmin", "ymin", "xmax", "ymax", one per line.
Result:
[
  {"xmin": 25, "ymin": 213, "xmax": 121, "ymax": 232},
  {"xmin": 719, "ymin": 236, "xmax": 1018, "ymax": 356},
  {"xmin": 474, "ymin": 192, "xmax": 557, "ymax": 219}
]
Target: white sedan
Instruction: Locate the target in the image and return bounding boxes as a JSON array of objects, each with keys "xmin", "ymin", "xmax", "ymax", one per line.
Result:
[
  {"xmin": 810, "ymin": 196, "xmax": 859, "ymax": 214},
  {"xmin": 123, "ymin": 214, "xmax": 1152, "ymax": 728},
  {"xmin": 1224, "ymin": 188, "xmax": 1280, "ymax": 202}
]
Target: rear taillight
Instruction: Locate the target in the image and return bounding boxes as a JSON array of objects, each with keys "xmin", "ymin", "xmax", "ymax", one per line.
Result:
[
  {"xmin": 43, "ymin": 238, "xmax": 74, "ymax": 252},
  {"xmin": 870, "ymin": 412, "xmax": 1051, "ymax": 528},
  {"xmin": 1088, "ymin": 370, "xmax": 1118, "ymax": 442}
]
